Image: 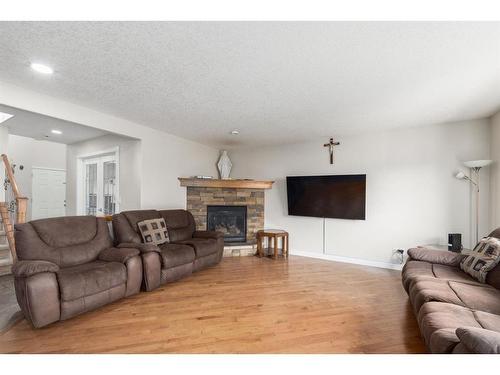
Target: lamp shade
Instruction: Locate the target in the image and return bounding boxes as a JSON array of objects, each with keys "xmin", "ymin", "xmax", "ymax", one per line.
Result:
[
  {"xmin": 463, "ymin": 160, "xmax": 493, "ymax": 168},
  {"xmin": 455, "ymin": 171, "xmax": 466, "ymax": 179}
]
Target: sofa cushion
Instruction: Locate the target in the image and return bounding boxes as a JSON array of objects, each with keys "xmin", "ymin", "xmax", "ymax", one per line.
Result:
[
  {"xmin": 449, "ymin": 281, "xmax": 500, "ymax": 315},
  {"xmin": 174, "ymin": 238, "xmax": 219, "ymax": 258},
  {"xmin": 409, "ymin": 276, "xmax": 499, "ymax": 313},
  {"xmin": 460, "ymin": 237, "xmax": 500, "ymax": 283},
  {"xmin": 122, "ymin": 210, "xmax": 161, "ymax": 230},
  {"xmin": 429, "ymin": 328, "xmax": 461, "ymax": 354},
  {"xmin": 112, "ymin": 213, "xmax": 142, "ymax": 244},
  {"xmin": 418, "ymin": 302, "xmax": 500, "ymax": 353},
  {"xmin": 29, "ymin": 216, "xmax": 99, "ymax": 247},
  {"xmin": 475, "ymin": 310, "xmax": 500, "ymax": 331},
  {"xmin": 432, "ymin": 264, "xmax": 477, "ymax": 282},
  {"xmin": 486, "ymin": 265, "xmax": 500, "ymax": 290},
  {"xmin": 15, "ymin": 217, "xmax": 113, "ymax": 267},
  {"xmin": 159, "ymin": 243, "xmax": 196, "ymax": 268},
  {"xmin": 12, "ymin": 260, "xmax": 59, "ymax": 278},
  {"xmin": 419, "ymin": 303, "xmax": 477, "ymax": 353},
  {"xmin": 159, "ymin": 210, "xmax": 195, "ymax": 242},
  {"xmin": 456, "ymin": 327, "xmax": 500, "ymax": 354},
  {"xmin": 402, "ymin": 260, "xmax": 433, "ymax": 292},
  {"xmin": 114, "ymin": 209, "xmax": 198, "ymax": 243},
  {"xmin": 138, "ymin": 218, "xmax": 170, "ymax": 245},
  {"xmin": 98, "ymin": 247, "xmax": 140, "ymax": 263},
  {"xmin": 60, "ymin": 284, "xmax": 126, "ymax": 321},
  {"xmin": 408, "ymin": 247, "xmax": 465, "ymax": 266},
  {"xmin": 409, "ymin": 278, "xmax": 465, "ymax": 312},
  {"xmin": 114, "ymin": 210, "xmax": 162, "ymax": 244},
  {"xmin": 402, "ymin": 260, "xmax": 479, "ymax": 293},
  {"xmin": 57, "ymin": 261, "xmax": 127, "ymax": 301}
]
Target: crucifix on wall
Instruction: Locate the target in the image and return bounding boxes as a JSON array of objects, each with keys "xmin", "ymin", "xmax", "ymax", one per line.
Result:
[{"xmin": 323, "ymin": 137, "xmax": 340, "ymax": 164}]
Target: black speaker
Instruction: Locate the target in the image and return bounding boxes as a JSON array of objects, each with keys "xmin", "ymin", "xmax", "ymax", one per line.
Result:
[{"xmin": 448, "ymin": 233, "xmax": 462, "ymax": 252}]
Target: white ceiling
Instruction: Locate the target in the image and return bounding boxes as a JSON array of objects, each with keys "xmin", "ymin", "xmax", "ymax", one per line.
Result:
[
  {"xmin": 0, "ymin": 22, "xmax": 499, "ymax": 148},
  {"xmin": 0, "ymin": 104, "xmax": 110, "ymax": 144}
]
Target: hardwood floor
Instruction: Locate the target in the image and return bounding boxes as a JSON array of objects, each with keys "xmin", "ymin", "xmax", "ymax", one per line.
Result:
[{"xmin": 0, "ymin": 256, "xmax": 426, "ymax": 353}]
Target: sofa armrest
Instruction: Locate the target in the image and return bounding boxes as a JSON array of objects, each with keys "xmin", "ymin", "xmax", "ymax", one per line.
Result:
[
  {"xmin": 99, "ymin": 247, "xmax": 140, "ymax": 263},
  {"xmin": 193, "ymin": 230, "xmax": 224, "ymax": 240},
  {"xmin": 117, "ymin": 242, "xmax": 160, "ymax": 253},
  {"xmin": 407, "ymin": 247, "xmax": 465, "ymax": 267},
  {"xmin": 12, "ymin": 260, "xmax": 59, "ymax": 278},
  {"xmin": 456, "ymin": 327, "xmax": 500, "ymax": 354}
]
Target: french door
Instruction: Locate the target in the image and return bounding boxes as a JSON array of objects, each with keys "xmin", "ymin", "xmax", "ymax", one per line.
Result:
[{"xmin": 82, "ymin": 154, "xmax": 119, "ymax": 216}]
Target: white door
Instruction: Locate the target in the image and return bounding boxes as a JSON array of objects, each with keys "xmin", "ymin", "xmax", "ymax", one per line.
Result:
[
  {"xmin": 32, "ymin": 168, "xmax": 67, "ymax": 220},
  {"xmin": 82, "ymin": 154, "xmax": 119, "ymax": 216}
]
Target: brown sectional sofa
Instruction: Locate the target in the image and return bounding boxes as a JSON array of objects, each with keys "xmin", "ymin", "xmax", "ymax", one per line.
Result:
[
  {"xmin": 13, "ymin": 209, "xmax": 224, "ymax": 328},
  {"xmin": 112, "ymin": 209, "xmax": 224, "ymax": 291},
  {"xmin": 403, "ymin": 228, "xmax": 500, "ymax": 354},
  {"xmin": 13, "ymin": 216, "xmax": 143, "ymax": 328}
]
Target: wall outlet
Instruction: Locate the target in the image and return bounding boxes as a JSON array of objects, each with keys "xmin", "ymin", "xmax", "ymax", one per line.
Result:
[{"xmin": 392, "ymin": 249, "xmax": 405, "ymax": 264}]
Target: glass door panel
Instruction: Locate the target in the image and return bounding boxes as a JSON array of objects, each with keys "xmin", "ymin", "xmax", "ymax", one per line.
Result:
[
  {"xmin": 103, "ymin": 160, "xmax": 117, "ymax": 216},
  {"xmin": 81, "ymin": 153, "xmax": 119, "ymax": 216},
  {"xmin": 85, "ymin": 162, "xmax": 98, "ymax": 215}
]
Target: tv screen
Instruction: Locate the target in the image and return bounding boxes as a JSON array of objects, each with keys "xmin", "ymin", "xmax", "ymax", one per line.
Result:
[{"xmin": 286, "ymin": 174, "xmax": 366, "ymax": 220}]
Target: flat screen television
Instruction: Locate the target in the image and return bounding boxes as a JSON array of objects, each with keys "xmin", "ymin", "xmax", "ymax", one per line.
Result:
[{"xmin": 286, "ymin": 174, "xmax": 366, "ymax": 220}]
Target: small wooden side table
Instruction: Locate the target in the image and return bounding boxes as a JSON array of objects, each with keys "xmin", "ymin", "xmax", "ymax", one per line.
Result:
[{"xmin": 257, "ymin": 229, "xmax": 289, "ymax": 259}]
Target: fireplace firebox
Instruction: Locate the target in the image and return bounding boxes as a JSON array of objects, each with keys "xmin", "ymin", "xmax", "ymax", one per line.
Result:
[{"xmin": 207, "ymin": 205, "xmax": 247, "ymax": 243}]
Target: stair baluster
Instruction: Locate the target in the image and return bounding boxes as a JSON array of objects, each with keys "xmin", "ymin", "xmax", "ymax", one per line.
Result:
[{"xmin": 0, "ymin": 154, "xmax": 27, "ymax": 274}]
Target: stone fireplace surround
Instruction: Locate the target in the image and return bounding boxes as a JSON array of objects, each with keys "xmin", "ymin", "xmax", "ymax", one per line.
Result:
[
  {"xmin": 187, "ymin": 187, "xmax": 263, "ymax": 244},
  {"xmin": 179, "ymin": 178, "xmax": 274, "ymax": 255}
]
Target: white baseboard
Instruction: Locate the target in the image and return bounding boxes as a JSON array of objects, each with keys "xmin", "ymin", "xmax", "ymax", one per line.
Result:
[{"xmin": 290, "ymin": 250, "xmax": 403, "ymax": 271}]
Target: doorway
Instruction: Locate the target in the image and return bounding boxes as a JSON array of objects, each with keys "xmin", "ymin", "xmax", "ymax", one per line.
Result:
[
  {"xmin": 78, "ymin": 149, "xmax": 120, "ymax": 216},
  {"xmin": 31, "ymin": 168, "xmax": 67, "ymax": 220}
]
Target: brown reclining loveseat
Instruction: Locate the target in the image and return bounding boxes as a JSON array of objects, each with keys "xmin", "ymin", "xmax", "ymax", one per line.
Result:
[
  {"xmin": 112, "ymin": 209, "xmax": 224, "ymax": 291},
  {"xmin": 13, "ymin": 216, "xmax": 143, "ymax": 328},
  {"xmin": 403, "ymin": 227, "xmax": 500, "ymax": 353}
]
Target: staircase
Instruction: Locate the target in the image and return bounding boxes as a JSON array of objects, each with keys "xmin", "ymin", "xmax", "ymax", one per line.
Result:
[
  {"xmin": 0, "ymin": 227, "xmax": 11, "ymax": 276},
  {"xmin": 0, "ymin": 202, "xmax": 14, "ymax": 276},
  {"xmin": 0, "ymin": 154, "xmax": 26, "ymax": 275}
]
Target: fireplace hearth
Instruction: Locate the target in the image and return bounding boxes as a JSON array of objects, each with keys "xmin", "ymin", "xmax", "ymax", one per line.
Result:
[{"xmin": 207, "ymin": 205, "xmax": 247, "ymax": 243}]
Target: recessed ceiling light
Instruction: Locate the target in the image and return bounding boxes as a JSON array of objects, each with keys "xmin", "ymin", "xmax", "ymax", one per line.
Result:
[
  {"xmin": 230, "ymin": 130, "xmax": 240, "ymax": 135},
  {"xmin": 30, "ymin": 62, "xmax": 54, "ymax": 75},
  {"xmin": 51, "ymin": 129, "xmax": 62, "ymax": 135},
  {"xmin": 0, "ymin": 111, "xmax": 14, "ymax": 124}
]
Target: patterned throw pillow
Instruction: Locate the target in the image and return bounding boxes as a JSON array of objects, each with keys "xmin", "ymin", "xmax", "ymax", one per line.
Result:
[
  {"xmin": 460, "ymin": 237, "xmax": 500, "ymax": 283},
  {"xmin": 137, "ymin": 218, "xmax": 170, "ymax": 246}
]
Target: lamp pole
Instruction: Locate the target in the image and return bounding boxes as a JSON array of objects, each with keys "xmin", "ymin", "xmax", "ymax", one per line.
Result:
[
  {"xmin": 460, "ymin": 170, "xmax": 479, "ymax": 246},
  {"xmin": 457, "ymin": 160, "xmax": 492, "ymax": 248},
  {"xmin": 471, "ymin": 167, "xmax": 481, "ymax": 245}
]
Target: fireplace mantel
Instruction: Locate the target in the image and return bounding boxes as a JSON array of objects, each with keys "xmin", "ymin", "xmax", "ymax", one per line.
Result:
[{"xmin": 178, "ymin": 178, "xmax": 274, "ymax": 189}]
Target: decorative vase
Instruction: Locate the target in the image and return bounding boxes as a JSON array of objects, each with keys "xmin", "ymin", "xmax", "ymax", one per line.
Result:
[{"xmin": 217, "ymin": 150, "xmax": 232, "ymax": 180}]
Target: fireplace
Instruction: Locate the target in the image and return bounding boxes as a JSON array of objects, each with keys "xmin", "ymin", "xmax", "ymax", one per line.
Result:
[{"xmin": 207, "ymin": 205, "xmax": 247, "ymax": 243}]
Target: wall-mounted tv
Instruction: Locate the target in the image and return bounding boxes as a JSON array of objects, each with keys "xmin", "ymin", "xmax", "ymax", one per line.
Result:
[{"xmin": 286, "ymin": 174, "xmax": 366, "ymax": 220}]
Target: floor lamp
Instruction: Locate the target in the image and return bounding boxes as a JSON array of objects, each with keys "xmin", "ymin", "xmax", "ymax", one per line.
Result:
[{"xmin": 455, "ymin": 159, "xmax": 492, "ymax": 246}]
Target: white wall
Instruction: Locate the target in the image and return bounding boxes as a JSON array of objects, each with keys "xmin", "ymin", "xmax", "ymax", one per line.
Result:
[
  {"xmin": 489, "ymin": 111, "xmax": 500, "ymax": 228},
  {"xmin": 0, "ymin": 81, "xmax": 219, "ymax": 211},
  {"xmin": 66, "ymin": 134, "xmax": 141, "ymax": 215},
  {"xmin": 138, "ymin": 129, "xmax": 219, "ymax": 210},
  {"xmin": 231, "ymin": 119, "xmax": 491, "ymax": 266},
  {"xmin": 0, "ymin": 127, "xmax": 8, "ymax": 201},
  {"xmin": 8, "ymin": 134, "xmax": 67, "ymax": 220}
]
